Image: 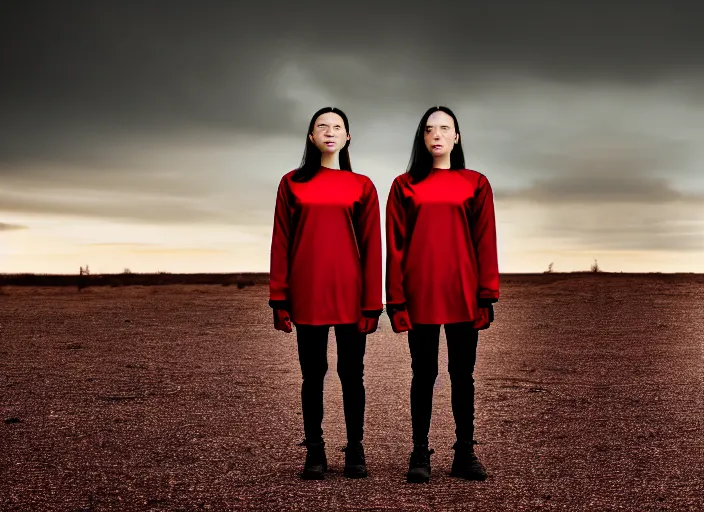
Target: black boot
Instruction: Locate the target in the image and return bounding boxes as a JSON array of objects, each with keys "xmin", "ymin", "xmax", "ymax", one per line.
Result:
[
  {"xmin": 407, "ymin": 444, "xmax": 435, "ymax": 483},
  {"xmin": 301, "ymin": 440, "xmax": 327, "ymax": 480},
  {"xmin": 343, "ymin": 441, "xmax": 368, "ymax": 478},
  {"xmin": 450, "ymin": 440, "xmax": 487, "ymax": 480}
]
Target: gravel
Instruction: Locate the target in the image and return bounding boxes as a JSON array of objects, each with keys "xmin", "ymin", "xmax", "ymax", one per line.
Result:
[{"xmin": 1, "ymin": 275, "xmax": 702, "ymax": 511}]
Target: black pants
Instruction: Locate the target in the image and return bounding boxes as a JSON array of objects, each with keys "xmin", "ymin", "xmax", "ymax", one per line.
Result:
[
  {"xmin": 407, "ymin": 322, "xmax": 479, "ymax": 446},
  {"xmin": 296, "ymin": 323, "xmax": 366, "ymax": 444}
]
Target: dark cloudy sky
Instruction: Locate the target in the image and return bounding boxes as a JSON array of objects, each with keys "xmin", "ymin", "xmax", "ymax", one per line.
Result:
[{"xmin": 1, "ymin": 1, "xmax": 703, "ymax": 277}]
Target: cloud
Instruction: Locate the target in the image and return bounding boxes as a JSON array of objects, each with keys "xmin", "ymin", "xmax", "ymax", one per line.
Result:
[
  {"xmin": 497, "ymin": 172, "xmax": 704, "ymax": 206},
  {"xmin": 525, "ymin": 204, "xmax": 704, "ymax": 253},
  {"xmin": 1, "ymin": 2, "xmax": 702, "ymax": 165},
  {"xmin": 129, "ymin": 247, "xmax": 230, "ymax": 255},
  {"xmin": 0, "ymin": 222, "xmax": 28, "ymax": 231},
  {"xmin": 82, "ymin": 242, "xmax": 158, "ymax": 247},
  {"xmin": 0, "ymin": 190, "xmax": 232, "ymax": 225},
  {"xmin": 0, "ymin": 135, "xmax": 300, "ymax": 226},
  {"xmin": 83, "ymin": 243, "xmax": 230, "ymax": 255}
]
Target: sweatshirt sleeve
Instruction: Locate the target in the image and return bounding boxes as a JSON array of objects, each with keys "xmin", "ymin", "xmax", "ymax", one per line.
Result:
[
  {"xmin": 269, "ymin": 176, "xmax": 292, "ymax": 309},
  {"xmin": 470, "ymin": 174, "xmax": 500, "ymax": 303},
  {"xmin": 385, "ymin": 177, "xmax": 407, "ymax": 308},
  {"xmin": 357, "ymin": 179, "xmax": 383, "ymax": 317}
]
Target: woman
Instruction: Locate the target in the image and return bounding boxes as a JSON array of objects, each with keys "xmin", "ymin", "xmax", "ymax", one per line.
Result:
[
  {"xmin": 385, "ymin": 106, "xmax": 499, "ymax": 483},
  {"xmin": 269, "ymin": 107, "xmax": 383, "ymax": 480}
]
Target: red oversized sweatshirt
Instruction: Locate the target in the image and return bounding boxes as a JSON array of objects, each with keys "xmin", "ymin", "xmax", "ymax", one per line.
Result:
[
  {"xmin": 386, "ymin": 168, "xmax": 499, "ymax": 325},
  {"xmin": 269, "ymin": 167, "xmax": 383, "ymax": 325}
]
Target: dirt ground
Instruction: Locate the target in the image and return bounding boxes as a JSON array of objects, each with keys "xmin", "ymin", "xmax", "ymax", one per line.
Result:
[{"xmin": 1, "ymin": 274, "xmax": 702, "ymax": 511}]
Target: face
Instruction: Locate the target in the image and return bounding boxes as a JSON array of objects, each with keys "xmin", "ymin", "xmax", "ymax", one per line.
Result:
[
  {"xmin": 309, "ymin": 112, "xmax": 350, "ymax": 154},
  {"xmin": 424, "ymin": 110, "xmax": 459, "ymax": 158}
]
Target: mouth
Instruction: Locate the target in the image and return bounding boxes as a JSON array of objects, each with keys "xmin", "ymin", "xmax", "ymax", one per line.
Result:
[
  {"xmin": 431, "ymin": 145, "xmax": 442, "ymax": 150},
  {"xmin": 324, "ymin": 141, "xmax": 336, "ymax": 147}
]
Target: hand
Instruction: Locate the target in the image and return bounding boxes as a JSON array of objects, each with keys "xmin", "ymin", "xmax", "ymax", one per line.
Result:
[
  {"xmin": 390, "ymin": 309, "xmax": 412, "ymax": 333},
  {"xmin": 472, "ymin": 304, "xmax": 494, "ymax": 330},
  {"xmin": 273, "ymin": 309, "xmax": 293, "ymax": 333},
  {"xmin": 357, "ymin": 316, "xmax": 379, "ymax": 334}
]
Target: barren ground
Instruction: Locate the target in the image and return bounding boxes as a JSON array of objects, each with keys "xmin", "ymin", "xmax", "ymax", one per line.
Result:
[{"xmin": 1, "ymin": 274, "xmax": 703, "ymax": 511}]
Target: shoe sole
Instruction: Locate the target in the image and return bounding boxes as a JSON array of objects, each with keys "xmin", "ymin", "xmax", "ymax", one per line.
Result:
[
  {"xmin": 407, "ymin": 471, "xmax": 430, "ymax": 483},
  {"xmin": 343, "ymin": 469, "xmax": 368, "ymax": 478},
  {"xmin": 301, "ymin": 465, "xmax": 326, "ymax": 480},
  {"xmin": 343, "ymin": 463, "xmax": 368, "ymax": 478}
]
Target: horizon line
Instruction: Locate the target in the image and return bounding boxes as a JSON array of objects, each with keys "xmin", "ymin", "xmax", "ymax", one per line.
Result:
[{"xmin": 2, "ymin": 271, "xmax": 703, "ymax": 276}]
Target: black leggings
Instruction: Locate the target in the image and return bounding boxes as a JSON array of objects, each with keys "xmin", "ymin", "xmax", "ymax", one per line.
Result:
[
  {"xmin": 407, "ymin": 322, "xmax": 479, "ymax": 446},
  {"xmin": 296, "ymin": 323, "xmax": 366, "ymax": 444}
]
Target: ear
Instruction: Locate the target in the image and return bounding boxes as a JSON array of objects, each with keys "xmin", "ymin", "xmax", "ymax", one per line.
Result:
[{"xmin": 309, "ymin": 133, "xmax": 314, "ymax": 143}]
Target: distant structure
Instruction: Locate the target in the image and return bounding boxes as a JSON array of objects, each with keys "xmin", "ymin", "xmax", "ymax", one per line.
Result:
[
  {"xmin": 590, "ymin": 259, "xmax": 601, "ymax": 272},
  {"xmin": 78, "ymin": 265, "xmax": 90, "ymax": 291}
]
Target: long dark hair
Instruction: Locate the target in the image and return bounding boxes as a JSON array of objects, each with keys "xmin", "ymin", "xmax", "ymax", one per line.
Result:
[
  {"xmin": 406, "ymin": 106, "xmax": 465, "ymax": 183},
  {"xmin": 292, "ymin": 107, "xmax": 352, "ymax": 182}
]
